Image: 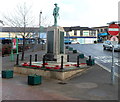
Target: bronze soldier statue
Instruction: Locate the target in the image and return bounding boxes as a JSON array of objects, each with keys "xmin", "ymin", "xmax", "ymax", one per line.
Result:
[{"xmin": 53, "ymin": 3, "xmax": 59, "ymax": 26}]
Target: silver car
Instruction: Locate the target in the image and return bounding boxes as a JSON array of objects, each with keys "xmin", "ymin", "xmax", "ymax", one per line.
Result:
[{"xmin": 103, "ymin": 40, "xmax": 120, "ymax": 51}]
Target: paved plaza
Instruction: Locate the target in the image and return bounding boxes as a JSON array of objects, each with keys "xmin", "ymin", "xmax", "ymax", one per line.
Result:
[{"xmin": 2, "ymin": 47, "xmax": 119, "ymax": 100}]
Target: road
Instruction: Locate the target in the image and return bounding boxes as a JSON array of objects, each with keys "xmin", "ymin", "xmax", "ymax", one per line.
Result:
[{"xmin": 69, "ymin": 43, "xmax": 120, "ymax": 76}]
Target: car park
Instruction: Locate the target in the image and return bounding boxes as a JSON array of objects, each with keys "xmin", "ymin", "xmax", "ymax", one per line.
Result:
[{"xmin": 103, "ymin": 40, "xmax": 120, "ymax": 51}]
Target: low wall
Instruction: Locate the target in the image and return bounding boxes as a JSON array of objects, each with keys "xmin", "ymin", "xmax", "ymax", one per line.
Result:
[{"xmin": 14, "ymin": 67, "xmax": 89, "ymax": 80}]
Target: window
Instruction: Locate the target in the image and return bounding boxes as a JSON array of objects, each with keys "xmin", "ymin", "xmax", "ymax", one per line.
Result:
[
  {"xmin": 104, "ymin": 28, "xmax": 108, "ymax": 32},
  {"xmin": 101, "ymin": 29, "xmax": 103, "ymax": 32},
  {"xmin": 97, "ymin": 29, "xmax": 99, "ymax": 33},
  {"xmin": 66, "ymin": 33, "xmax": 70, "ymax": 37},
  {"xmin": 90, "ymin": 31, "xmax": 93, "ymax": 36},
  {"xmin": 74, "ymin": 30, "xmax": 77, "ymax": 36}
]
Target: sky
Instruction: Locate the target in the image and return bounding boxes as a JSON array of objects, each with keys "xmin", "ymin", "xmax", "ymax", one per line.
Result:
[{"xmin": 0, "ymin": 0, "xmax": 119, "ymax": 27}]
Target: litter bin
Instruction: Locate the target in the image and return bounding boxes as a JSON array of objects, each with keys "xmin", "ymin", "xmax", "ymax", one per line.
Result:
[
  {"xmin": 73, "ymin": 50, "xmax": 77, "ymax": 53},
  {"xmin": 28, "ymin": 74, "xmax": 42, "ymax": 85},
  {"xmin": 86, "ymin": 59, "xmax": 95, "ymax": 66},
  {"xmin": 79, "ymin": 54, "xmax": 84, "ymax": 58},
  {"xmin": 69, "ymin": 47, "xmax": 73, "ymax": 51},
  {"xmin": 2, "ymin": 70, "xmax": 13, "ymax": 78}
]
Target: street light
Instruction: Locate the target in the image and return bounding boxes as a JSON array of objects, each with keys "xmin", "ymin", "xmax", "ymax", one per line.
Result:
[
  {"xmin": 38, "ymin": 11, "xmax": 42, "ymax": 44},
  {"xmin": 39, "ymin": 11, "xmax": 42, "ymax": 27}
]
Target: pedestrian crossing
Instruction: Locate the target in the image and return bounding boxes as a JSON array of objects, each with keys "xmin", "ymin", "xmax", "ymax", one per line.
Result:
[{"xmin": 94, "ymin": 56, "xmax": 120, "ymax": 67}]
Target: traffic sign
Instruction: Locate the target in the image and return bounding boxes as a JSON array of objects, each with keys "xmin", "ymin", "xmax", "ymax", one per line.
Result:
[
  {"xmin": 12, "ymin": 38, "xmax": 16, "ymax": 49},
  {"xmin": 110, "ymin": 36, "xmax": 118, "ymax": 45},
  {"xmin": 110, "ymin": 36, "xmax": 118, "ymax": 41},
  {"xmin": 108, "ymin": 24, "xmax": 119, "ymax": 36},
  {"xmin": 111, "ymin": 41, "xmax": 118, "ymax": 45}
]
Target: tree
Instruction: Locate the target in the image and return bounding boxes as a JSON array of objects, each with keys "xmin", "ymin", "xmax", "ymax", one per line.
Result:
[{"xmin": 3, "ymin": 2, "xmax": 34, "ymax": 60}]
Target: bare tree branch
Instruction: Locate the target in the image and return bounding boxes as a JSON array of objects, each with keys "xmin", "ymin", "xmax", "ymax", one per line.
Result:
[{"xmin": 3, "ymin": 2, "xmax": 35, "ymax": 60}]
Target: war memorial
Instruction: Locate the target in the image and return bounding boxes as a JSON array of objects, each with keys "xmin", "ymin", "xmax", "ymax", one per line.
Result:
[{"xmin": 13, "ymin": 3, "xmax": 93, "ymax": 81}]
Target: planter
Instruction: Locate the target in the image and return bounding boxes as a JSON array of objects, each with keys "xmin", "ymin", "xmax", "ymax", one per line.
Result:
[
  {"xmin": 2, "ymin": 70, "xmax": 13, "ymax": 78},
  {"xmin": 69, "ymin": 47, "xmax": 73, "ymax": 51},
  {"xmin": 79, "ymin": 54, "xmax": 84, "ymax": 58},
  {"xmin": 86, "ymin": 59, "xmax": 95, "ymax": 66},
  {"xmin": 73, "ymin": 50, "xmax": 77, "ymax": 53},
  {"xmin": 28, "ymin": 74, "xmax": 42, "ymax": 85}
]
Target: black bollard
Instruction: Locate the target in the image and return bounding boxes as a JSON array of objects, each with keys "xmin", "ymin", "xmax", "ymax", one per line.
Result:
[
  {"xmin": 77, "ymin": 55, "xmax": 79, "ymax": 67},
  {"xmin": 29, "ymin": 55, "xmax": 32, "ymax": 66},
  {"xmin": 89, "ymin": 56, "xmax": 92, "ymax": 61},
  {"xmin": 67, "ymin": 55, "xmax": 69, "ymax": 62},
  {"xmin": 61, "ymin": 56, "xmax": 64, "ymax": 69},
  {"xmin": 86, "ymin": 55, "xmax": 95, "ymax": 66},
  {"xmin": 42, "ymin": 55, "xmax": 45, "ymax": 67},
  {"xmin": 35, "ymin": 54, "xmax": 37, "ymax": 62},
  {"xmin": 16, "ymin": 54, "xmax": 19, "ymax": 65}
]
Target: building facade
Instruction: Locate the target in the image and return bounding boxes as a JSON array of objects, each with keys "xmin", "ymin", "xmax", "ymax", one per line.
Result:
[
  {"xmin": 64, "ymin": 26, "xmax": 97, "ymax": 44},
  {"xmin": 0, "ymin": 27, "xmax": 47, "ymax": 44},
  {"xmin": 92, "ymin": 26, "xmax": 109, "ymax": 42},
  {"xmin": 1, "ymin": 25, "xmax": 117, "ymax": 44}
]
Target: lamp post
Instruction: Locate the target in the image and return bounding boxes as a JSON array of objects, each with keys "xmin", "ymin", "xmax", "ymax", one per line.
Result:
[
  {"xmin": 39, "ymin": 11, "xmax": 42, "ymax": 27},
  {"xmin": 38, "ymin": 11, "xmax": 42, "ymax": 44}
]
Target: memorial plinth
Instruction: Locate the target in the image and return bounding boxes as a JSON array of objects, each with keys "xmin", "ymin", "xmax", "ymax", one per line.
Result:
[
  {"xmin": 45, "ymin": 26, "xmax": 67, "ymax": 63},
  {"xmin": 14, "ymin": 62, "xmax": 89, "ymax": 80}
]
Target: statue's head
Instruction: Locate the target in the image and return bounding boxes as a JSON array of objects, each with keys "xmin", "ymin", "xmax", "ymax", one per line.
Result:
[{"xmin": 54, "ymin": 3, "xmax": 57, "ymax": 6}]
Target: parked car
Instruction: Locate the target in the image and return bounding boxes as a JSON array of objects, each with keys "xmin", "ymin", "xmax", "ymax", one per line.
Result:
[
  {"xmin": 71, "ymin": 40, "xmax": 80, "ymax": 44},
  {"xmin": 64, "ymin": 39, "xmax": 72, "ymax": 44},
  {"xmin": 2, "ymin": 39, "xmax": 12, "ymax": 44},
  {"xmin": 103, "ymin": 40, "xmax": 120, "ymax": 51}
]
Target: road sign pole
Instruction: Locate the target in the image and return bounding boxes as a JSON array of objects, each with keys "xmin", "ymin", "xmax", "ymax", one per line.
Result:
[
  {"xmin": 111, "ymin": 45, "xmax": 115, "ymax": 85},
  {"xmin": 10, "ymin": 48, "xmax": 14, "ymax": 61},
  {"xmin": 108, "ymin": 24, "xmax": 119, "ymax": 85},
  {"xmin": 16, "ymin": 36, "xmax": 19, "ymax": 54},
  {"xmin": 10, "ymin": 38, "xmax": 14, "ymax": 61}
]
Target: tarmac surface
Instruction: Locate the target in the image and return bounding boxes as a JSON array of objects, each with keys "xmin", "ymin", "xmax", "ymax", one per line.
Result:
[{"xmin": 1, "ymin": 45, "xmax": 119, "ymax": 101}]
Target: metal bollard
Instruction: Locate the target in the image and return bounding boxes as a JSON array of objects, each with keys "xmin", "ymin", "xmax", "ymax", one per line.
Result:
[
  {"xmin": 29, "ymin": 55, "xmax": 32, "ymax": 66},
  {"xmin": 86, "ymin": 55, "xmax": 95, "ymax": 66},
  {"xmin": 42, "ymin": 55, "xmax": 45, "ymax": 67},
  {"xmin": 89, "ymin": 56, "xmax": 92, "ymax": 61},
  {"xmin": 61, "ymin": 56, "xmax": 63, "ymax": 69},
  {"xmin": 16, "ymin": 54, "xmax": 19, "ymax": 65},
  {"xmin": 67, "ymin": 55, "xmax": 69, "ymax": 62},
  {"xmin": 35, "ymin": 54, "xmax": 37, "ymax": 62},
  {"xmin": 77, "ymin": 55, "xmax": 79, "ymax": 67}
]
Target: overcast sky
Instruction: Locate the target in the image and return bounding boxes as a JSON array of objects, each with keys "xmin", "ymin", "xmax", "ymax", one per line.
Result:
[{"xmin": 0, "ymin": 0, "xmax": 119, "ymax": 27}]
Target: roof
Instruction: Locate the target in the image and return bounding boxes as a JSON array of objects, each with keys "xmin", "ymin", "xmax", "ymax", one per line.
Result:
[
  {"xmin": 80, "ymin": 27, "xmax": 95, "ymax": 30},
  {"xmin": 63, "ymin": 26, "xmax": 95, "ymax": 31},
  {"xmin": 92, "ymin": 26, "xmax": 108, "ymax": 29},
  {"xmin": 1, "ymin": 27, "xmax": 47, "ymax": 33},
  {"xmin": 2, "ymin": 26, "xmax": 97, "ymax": 33}
]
